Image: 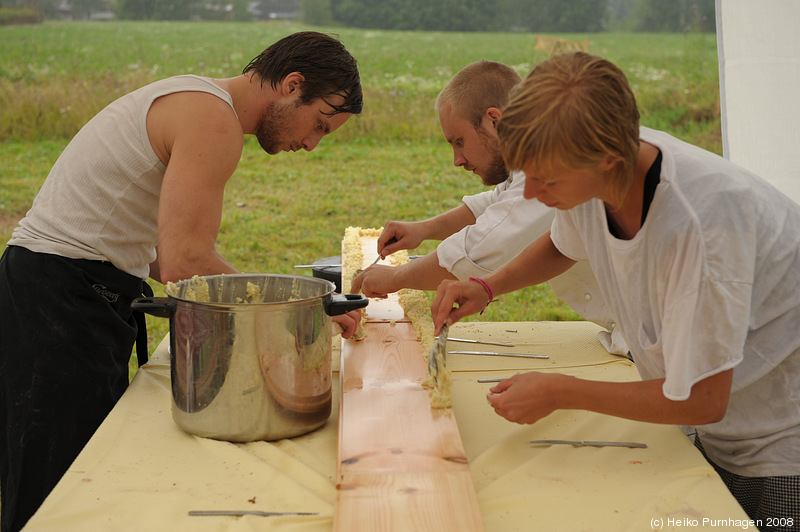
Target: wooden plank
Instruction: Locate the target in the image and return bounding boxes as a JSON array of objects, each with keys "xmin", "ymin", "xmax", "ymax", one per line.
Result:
[
  {"xmin": 335, "ymin": 472, "xmax": 484, "ymax": 531},
  {"xmin": 338, "ymin": 323, "xmax": 468, "ymax": 474},
  {"xmin": 334, "ymin": 232, "xmax": 485, "ymax": 532}
]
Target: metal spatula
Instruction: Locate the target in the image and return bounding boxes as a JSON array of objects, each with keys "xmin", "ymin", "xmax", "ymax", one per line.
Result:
[
  {"xmin": 354, "ymin": 251, "xmax": 384, "ymax": 277},
  {"xmin": 427, "ymin": 323, "xmax": 448, "ymax": 378}
]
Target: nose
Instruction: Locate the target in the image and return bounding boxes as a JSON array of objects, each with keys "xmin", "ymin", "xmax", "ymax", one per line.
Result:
[
  {"xmin": 453, "ymin": 148, "xmax": 466, "ymax": 168},
  {"xmin": 303, "ymin": 133, "xmax": 323, "ymax": 152}
]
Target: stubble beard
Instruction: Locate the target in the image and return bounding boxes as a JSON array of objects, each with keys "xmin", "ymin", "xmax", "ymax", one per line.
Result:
[
  {"xmin": 255, "ymin": 100, "xmax": 294, "ymax": 155},
  {"xmin": 480, "ymin": 133, "xmax": 509, "ymax": 186}
]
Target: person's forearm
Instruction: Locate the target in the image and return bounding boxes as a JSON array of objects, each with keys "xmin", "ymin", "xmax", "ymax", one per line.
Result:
[
  {"xmin": 559, "ymin": 372, "xmax": 731, "ymax": 426},
  {"xmin": 393, "ymin": 252, "xmax": 456, "ymax": 290},
  {"xmin": 420, "ymin": 204, "xmax": 476, "ymax": 241},
  {"xmin": 157, "ymin": 247, "xmax": 238, "ymax": 283},
  {"xmin": 430, "ymin": 233, "xmax": 575, "ymax": 330},
  {"xmin": 483, "ymin": 232, "xmax": 575, "ymax": 297},
  {"xmin": 490, "ymin": 369, "xmax": 732, "ymax": 427},
  {"xmin": 352, "ymin": 251, "xmax": 457, "ymax": 297}
]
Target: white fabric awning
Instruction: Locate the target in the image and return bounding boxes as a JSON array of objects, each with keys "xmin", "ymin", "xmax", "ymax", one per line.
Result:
[{"xmin": 716, "ymin": 0, "xmax": 800, "ymax": 205}]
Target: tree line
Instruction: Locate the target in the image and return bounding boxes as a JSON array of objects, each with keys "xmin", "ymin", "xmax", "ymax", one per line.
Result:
[
  {"xmin": 2, "ymin": 0, "xmax": 715, "ymax": 33},
  {"xmin": 324, "ymin": 0, "xmax": 715, "ymax": 33}
]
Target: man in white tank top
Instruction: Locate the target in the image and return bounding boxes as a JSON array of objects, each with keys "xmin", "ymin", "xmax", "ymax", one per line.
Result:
[{"xmin": 0, "ymin": 31, "xmax": 363, "ymax": 532}]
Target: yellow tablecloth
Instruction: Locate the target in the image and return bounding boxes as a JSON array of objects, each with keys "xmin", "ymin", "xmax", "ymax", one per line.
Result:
[{"xmin": 24, "ymin": 321, "xmax": 749, "ymax": 531}]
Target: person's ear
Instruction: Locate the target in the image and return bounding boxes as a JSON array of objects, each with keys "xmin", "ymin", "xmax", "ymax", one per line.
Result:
[
  {"xmin": 484, "ymin": 107, "xmax": 503, "ymax": 130},
  {"xmin": 599, "ymin": 154, "xmax": 621, "ymax": 172},
  {"xmin": 282, "ymin": 72, "xmax": 306, "ymax": 97},
  {"xmin": 604, "ymin": 154, "xmax": 619, "ymax": 169}
]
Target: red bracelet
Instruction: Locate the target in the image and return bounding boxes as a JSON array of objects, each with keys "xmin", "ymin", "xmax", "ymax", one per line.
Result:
[{"xmin": 468, "ymin": 276, "xmax": 494, "ymax": 303}]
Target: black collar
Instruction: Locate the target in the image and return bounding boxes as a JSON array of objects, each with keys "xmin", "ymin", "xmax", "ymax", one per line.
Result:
[{"xmin": 641, "ymin": 149, "xmax": 662, "ymax": 226}]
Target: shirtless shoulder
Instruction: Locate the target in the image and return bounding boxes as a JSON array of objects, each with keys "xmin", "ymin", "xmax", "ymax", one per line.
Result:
[{"xmin": 146, "ymin": 89, "xmax": 243, "ymax": 167}]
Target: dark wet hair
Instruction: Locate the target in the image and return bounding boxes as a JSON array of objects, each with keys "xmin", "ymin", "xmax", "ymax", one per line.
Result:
[{"xmin": 243, "ymin": 31, "xmax": 363, "ymax": 116}]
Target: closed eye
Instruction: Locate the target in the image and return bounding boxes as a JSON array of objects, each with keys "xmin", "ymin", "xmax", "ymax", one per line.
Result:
[
  {"xmin": 527, "ymin": 175, "xmax": 555, "ymax": 187},
  {"xmin": 445, "ymin": 135, "xmax": 462, "ymax": 149},
  {"xmin": 317, "ymin": 115, "xmax": 332, "ymax": 134}
]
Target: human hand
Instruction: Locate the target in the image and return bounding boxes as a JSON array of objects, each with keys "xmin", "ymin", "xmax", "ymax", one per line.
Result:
[
  {"xmin": 350, "ymin": 264, "xmax": 398, "ymax": 298},
  {"xmin": 430, "ymin": 278, "xmax": 491, "ymax": 334},
  {"xmin": 487, "ymin": 372, "xmax": 569, "ymax": 424},
  {"xmin": 378, "ymin": 221, "xmax": 425, "ymax": 257},
  {"xmin": 332, "ymin": 309, "xmax": 362, "ymax": 339}
]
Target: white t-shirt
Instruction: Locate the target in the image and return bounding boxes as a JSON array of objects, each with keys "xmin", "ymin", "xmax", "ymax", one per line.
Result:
[
  {"xmin": 436, "ymin": 171, "xmax": 622, "ymax": 347},
  {"xmin": 551, "ymin": 126, "xmax": 800, "ymax": 476}
]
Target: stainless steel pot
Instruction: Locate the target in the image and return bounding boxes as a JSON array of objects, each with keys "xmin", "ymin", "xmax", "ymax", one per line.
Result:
[{"xmin": 131, "ymin": 273, "xmax": 367, "ymax": 442}]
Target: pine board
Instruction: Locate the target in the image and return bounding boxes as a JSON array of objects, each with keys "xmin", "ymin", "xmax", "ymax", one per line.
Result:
[{"xmin": 333, "ymin": 235, "xmax": 484, "ymax": 531}]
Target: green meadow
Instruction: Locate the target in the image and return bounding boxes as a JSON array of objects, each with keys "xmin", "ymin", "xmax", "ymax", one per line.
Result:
[{"xmin": 0, "ymin": 21, "xmax": 721, "ymax": 365}]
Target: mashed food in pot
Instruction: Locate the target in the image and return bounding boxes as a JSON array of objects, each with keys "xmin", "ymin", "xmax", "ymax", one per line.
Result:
[
  {"xmin": 166, "ymin": 275, "xmax": 210, "ymax": 302},
  {"xmin": 166, "ymin": 275, "xmax": 263, "ymax": 304}
]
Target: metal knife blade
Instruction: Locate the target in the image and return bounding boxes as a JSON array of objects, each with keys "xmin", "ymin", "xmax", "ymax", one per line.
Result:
[
  {"xmin": 529, "ymin": 440, "xmax": 647, "ymax": 448},
  {"xmin": 446, "ymin": 337, "xmax": 515, "ymax": 347},
  {"xmin": 189, "ymin": 510, "xmax": 319, "ymax": 517},
  {"xmin": 450, "ymin": 350, "xmax": 549, "ymax": 359},
  {"xmin": 427, "ymin": 323, "xmax": 448, "ymax": 377}
]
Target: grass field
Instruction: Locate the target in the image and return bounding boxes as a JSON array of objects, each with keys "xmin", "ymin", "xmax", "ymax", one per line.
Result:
[{"xmin": 0, "ymin": 21, "xmax": 722, "ymax": 368}]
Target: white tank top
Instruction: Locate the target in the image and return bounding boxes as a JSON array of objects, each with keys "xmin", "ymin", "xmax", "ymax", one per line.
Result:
[{"xmin": 9, "ymin": 75, "xmax": 237, "ymax": 279}]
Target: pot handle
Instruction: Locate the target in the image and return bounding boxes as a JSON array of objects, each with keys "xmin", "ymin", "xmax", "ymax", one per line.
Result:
[
  {"xmin": 325, "ymin": 293, "xmax": 368, "ymax": 316},
  {"xmin": 131, "ymin": 296, "xmax": 176, "ymax": 318}
]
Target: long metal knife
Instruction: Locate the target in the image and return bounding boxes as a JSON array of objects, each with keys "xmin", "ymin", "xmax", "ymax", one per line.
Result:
[
  {"xmin": 189, "ymin": 510, "xmax": 319, "ymax": 517},
  {"xmin": 529, "ymin": 440, "xmax": 647, "ymax": 448},
  {"xmin": 446, "ymin": 337, "xmax": 514, "ymax": 347},
  {"xmin": 450, "ymin": 350, "xmax": 549, "ymax": 360}
]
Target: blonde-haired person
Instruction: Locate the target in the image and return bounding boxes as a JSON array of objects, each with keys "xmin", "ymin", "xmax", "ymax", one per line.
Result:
[
  {"xmin": 353, "ymin": 60, "xmax": 623, "ymax": 353},
  {"xmin": 431, "ymin": 52, "xmax": 800, "ymax": 527}
]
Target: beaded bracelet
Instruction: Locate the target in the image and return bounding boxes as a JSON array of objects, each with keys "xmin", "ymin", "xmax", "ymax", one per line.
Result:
[{"xmin": 468, "ymin": 276, "xmax": 495, "ymax": 304}]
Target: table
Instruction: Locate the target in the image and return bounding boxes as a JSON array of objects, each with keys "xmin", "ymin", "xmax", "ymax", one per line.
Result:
[{"xmin": 24, "ymin": 321, "xmax": 749, "ymax": 531}]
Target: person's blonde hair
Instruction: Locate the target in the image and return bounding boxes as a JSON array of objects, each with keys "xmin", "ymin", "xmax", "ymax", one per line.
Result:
[
  {"xmin": 436, "ymin": 61, "xmax": 522, "ymax": 128},
  {"xmin": 497, "ymin": 52, "xmax": 640, "ymax": 205}
]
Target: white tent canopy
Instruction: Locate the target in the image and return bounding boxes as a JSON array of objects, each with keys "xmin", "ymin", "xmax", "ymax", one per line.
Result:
[{"xmin": 716, "ymin": 0, "xmax": 800, "ymax": 205}]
